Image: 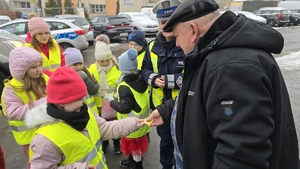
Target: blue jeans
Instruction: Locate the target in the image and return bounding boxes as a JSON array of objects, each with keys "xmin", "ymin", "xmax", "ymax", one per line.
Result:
[{"xmin": 157, "ymin": 123, "xmax": 175, "ymax": 169}]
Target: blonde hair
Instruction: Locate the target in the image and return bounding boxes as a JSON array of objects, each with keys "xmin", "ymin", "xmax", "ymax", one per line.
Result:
[
  {"xmin": 5, "ymin": 74, "xmax": 47, "ymax": 107},
  {"xmin": 28, "ymin": 13, "xmax": 38, "ymax": 19}
]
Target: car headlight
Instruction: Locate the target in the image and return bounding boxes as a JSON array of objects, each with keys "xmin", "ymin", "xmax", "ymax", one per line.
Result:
[
  {"xmin": 140, "ymin": 24, "xmax": 148, "ymax": 28},
  {"xmin": 3, "ymin": 40, "xmax": 24, "ymax": 48},
  {"xmin": 10, "ymin": 40, "xmax": 24, "ymax": 47}
]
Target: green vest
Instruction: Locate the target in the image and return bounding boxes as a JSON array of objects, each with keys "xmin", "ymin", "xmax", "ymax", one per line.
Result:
[
  {"xmin": 25, "ymin": 40, "xmax": 61, "ymax": 72},
  {"xmin": 116, "ymin": 81, "xmax": 151, "ymax": 138},
  {"xmin": 148, "ymin": 41, "xmax": 179, "ymax": 107},
  {"xmin": 1, "ymin": 75, "xmax": 49, "ymax": 145},
  {"xmin": 30, "ymin": 110, "xmax": 108, "ymax": 168},
  {"xmin": 88, "ymin": 63, "xmax": 121, "ymax": 107}
]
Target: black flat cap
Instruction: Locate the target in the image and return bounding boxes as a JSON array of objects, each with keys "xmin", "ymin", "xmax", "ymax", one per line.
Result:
[{"xmin": 163, "ymin": 0, "xmax": 219, "ymax": 32}]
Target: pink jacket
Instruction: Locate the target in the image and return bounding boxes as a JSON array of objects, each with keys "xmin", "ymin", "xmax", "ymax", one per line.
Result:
[
  {"xmin": 2, "ymin": 86, "xmax": 46, "ymax": 120},
  {"xmin": 25, "ymin": 102, "xmax": 140, "ymax": 169}
]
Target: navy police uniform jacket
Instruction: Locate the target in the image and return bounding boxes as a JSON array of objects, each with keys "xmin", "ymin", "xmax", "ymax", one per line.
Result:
[{"xmin": 141, "ymin": 33, "xmax": 185, "ymax": 109}]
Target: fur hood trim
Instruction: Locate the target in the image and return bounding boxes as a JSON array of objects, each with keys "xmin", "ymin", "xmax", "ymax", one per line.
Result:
[{"xmin": 25, "ymin": 101, "xmax": 56, "ymax": 129}]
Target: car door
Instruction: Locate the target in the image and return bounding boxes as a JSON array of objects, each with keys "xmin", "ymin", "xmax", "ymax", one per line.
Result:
[
  {"xmin": 0, "ymin": 21, "xmax": 28, "ymax": 39},
  {"xmin": 90, "ymin": 16, "xmax": 106, "ymax": 36}
]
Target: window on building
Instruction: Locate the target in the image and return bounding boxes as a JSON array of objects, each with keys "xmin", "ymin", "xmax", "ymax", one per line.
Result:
[
  {"xmin": 20, "ymin": 2, "xmax": 31, "ymax": 9},
  {"xmin": 90, "ymin": 4, "xmax": 106, "ymax": 13}
]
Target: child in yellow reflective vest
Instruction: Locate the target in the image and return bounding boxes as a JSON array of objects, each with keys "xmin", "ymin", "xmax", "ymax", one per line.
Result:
[
  {"xmin": 64, "ymin": 47, "xmax": 99, "ymax": 115},
  {"xmin": 1, "ymin": 47, "xmax": 48, "ymax": 169},
  {"xmin": 25, "ymin": 17, "xmax": 65, "ymax": 77},
  {"xmin": 89, "ymin": 36, "xmax": 122, "ymax": 154},
  {"xmin": 127, "ymin": 30, "xmax": 147, "ymax": 70},
  {"xmin": 24, "ymin": 66, "xmax": 146, "ymax": 169},
  {"xmin": 107, "ymin": 48, "xmax": 151, "ymax": 169}
]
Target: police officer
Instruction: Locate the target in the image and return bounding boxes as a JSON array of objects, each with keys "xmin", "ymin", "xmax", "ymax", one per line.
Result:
[{"xmin": 141, "ymin": 0, "xmax": 184, "ymax": 168}]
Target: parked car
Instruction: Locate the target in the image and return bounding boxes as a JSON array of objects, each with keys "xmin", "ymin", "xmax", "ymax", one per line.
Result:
[
  {"xmin": 0, "ymin": 18, "xmax": 89, "ymax": 51},
  {"xmin": 0, "ymin": 15, "xmax": 11, "ymax": 25},
  {"xmin": 234, "ymin": 11, "xmax": 266, "ymax": 23},
  {"xmin": 253, "ymin": 7, "xmax": 290, "ymax": 27},
  {"xmin": 89, "ymin": 15, "xmax": 133, "ymax": 39},
  {"xmin": 0, "ymin": 31, "xmax": 24, "ymax": 103},
  {"xmin": 54, "ymin": 15, "xmax": 94, "ymax": 46},
  {"xmin": 117, "ymin": 12, "xmax": 158, "ymax": 36},
  {"xmin": 288, "ymin": 10, "xmax": 300, "ymax": 25},
  {"xmin": 141, "ymin": 7, "xmax": 157, "ymax": 21}
]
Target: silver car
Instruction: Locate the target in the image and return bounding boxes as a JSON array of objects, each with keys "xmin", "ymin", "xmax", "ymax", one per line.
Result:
[
  {"xmin": 117, "ymin": 12, "xmax": 158, "ymax": 36},
  {"xmin": 54, "ymin": 15, "xmax": 94, "ymax": 46},
  {"xmin": 0, "ymin": 31, "xmax": 24, "ymax": 99},
  {"xmin": 0, "ymin": 18, "xmax": 89, "ymax": 51}
]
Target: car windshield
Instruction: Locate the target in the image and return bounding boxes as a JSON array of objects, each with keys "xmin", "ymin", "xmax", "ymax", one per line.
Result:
[
  {"xmin": 236, "ymin": 12, "xmax": 255, "ymax": 17},
  {"xmin": 109, "ymin": 18, "xmax": 130, "ymax": 24},
  {"xmin": 280, "ymin": 10, "xmax": 289, "ymax": 14},
  {"xmin": 131, "ymin": 14, "xmax": 149, "ymax": 21},
  {"xmin": 71, "ymin": 18, "xmax": 89, "ymax": 26}
]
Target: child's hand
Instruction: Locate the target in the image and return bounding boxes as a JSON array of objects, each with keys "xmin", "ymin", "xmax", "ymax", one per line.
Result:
[
  {"xmin": 138, "ymin": 119, "xmax": 153, "ymax": 127},
  {"xmin": 104, "ymin": 94, "xmax": 114, "ymax": 102},
  {"xmin": 87, "ymin": 164, "xmax": 96, "ymax": 169}
]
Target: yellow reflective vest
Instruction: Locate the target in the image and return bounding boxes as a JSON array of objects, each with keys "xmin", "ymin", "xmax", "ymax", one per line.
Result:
[
  {"xmin": 137, "ymin": 50, "xmax": 145, "ymax": 71},
  {"xmin": 30, "ymin": 109, "xmax": 108, "ymax": 168},
  {"xmin": 85, "ymin": 94, "xmax": 99, "ymax": 115},
  {"xmin": 148, "ymin": 41, "xmax": 179, "ymax": 107},
  {"xmin": 25, "ymin": 40, "xmax": 61, "ymax": 72},
  {"xmin": 1, "ymin": 74, "xmax": 49, "ymax": 145},
  {"xmin": 116, "ymin": 81, "xmax": 151, "ymax": 138},
  {"xmin": 89, "ymin": 63, "xmax": 121, "ymax": 107}
]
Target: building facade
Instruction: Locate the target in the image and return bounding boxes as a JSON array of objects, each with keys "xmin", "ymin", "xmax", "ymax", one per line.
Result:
[{"xmin": 7, "ymin": 0, "xmax": 295, "ymax": 19}]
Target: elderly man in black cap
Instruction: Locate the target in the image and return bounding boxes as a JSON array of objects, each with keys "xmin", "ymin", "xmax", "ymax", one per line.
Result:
[
  {"xmin": 140, "ymin": 0, "xmax": 185, "ymax": 169},
  {"xmin": 146, "ymin": 0, "xmax": 299, "ymax": 169}
]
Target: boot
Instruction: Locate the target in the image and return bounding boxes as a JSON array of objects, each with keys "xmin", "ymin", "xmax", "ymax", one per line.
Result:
[
  {"xmin": 131, "ymin": 161, "xmax": 143, "ymax": 169},
  {"xmin": 120, "ymin": 155, "xmax": 134, "ymax": 168},
  {"xmin": 102, "ymin": 140, "xmax": 109, "ymax": 153},
  {"xmin": 113, "ymin": 139, "xmax": 122, "ymax": 155}
]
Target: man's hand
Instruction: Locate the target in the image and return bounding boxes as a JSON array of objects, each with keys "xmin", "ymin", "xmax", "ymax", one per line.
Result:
[{"xmin": 145, "ymin": 109, "xmax": 164, "ymax": 127}]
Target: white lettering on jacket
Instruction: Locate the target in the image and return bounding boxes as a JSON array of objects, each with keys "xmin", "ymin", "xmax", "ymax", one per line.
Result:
[
  {"xmin": 221, "ymin": 101, "xmax": 234, "ymax": 105},
  {"xmin": 188, "ymin": 91, "xmax": 194, "ymax": 96}
]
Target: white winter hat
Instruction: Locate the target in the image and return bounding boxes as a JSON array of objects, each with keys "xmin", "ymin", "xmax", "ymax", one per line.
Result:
[{"xmin": 94, "ymin": 41, "xmax": 112, "ymax": 60}]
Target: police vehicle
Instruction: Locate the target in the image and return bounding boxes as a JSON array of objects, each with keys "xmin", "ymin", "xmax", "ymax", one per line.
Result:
[{"xmin": 0, "ymin": 18, "xmax": 89, "ymax": 51}]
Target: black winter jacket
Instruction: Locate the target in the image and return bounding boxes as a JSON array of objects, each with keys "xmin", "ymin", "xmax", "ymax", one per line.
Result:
[
  {"xmin": 157, "ymin": 11, "xmax": 298, "ymax": 169},
  {"xmin": 110, "ymin": 73, "xmax": 148, "ymax": 114}
]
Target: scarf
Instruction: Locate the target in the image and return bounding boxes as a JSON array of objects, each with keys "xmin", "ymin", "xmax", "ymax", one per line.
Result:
[
  {"xmin": 47, "ymin": 103, "xmax": 90, "ymax": 131},
  {"xmin": 96, "ymin": 60, "xmax": 113, "ymax": 97}
]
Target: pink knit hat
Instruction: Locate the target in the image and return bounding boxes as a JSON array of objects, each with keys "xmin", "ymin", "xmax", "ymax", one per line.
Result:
[
  {"xmin": 47, "ymin": 66, "xmax": 87, "ymax": 104},
  {"xmin": 9, "ymin": 47, "xmax": 43, "ymax": 81},
  {"xmin": 28, "ymin": 17, "xmax": 50, "ymax": 37}
]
